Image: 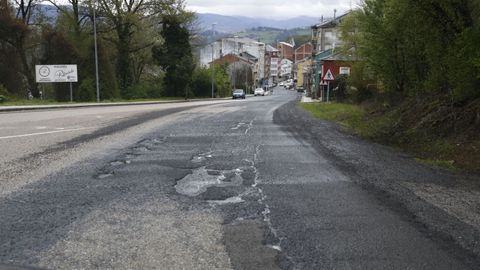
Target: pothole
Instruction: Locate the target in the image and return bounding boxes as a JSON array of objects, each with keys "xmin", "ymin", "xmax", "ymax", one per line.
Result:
[
  {"xmin": 110, "ymin": 160, "xmax": 125, "ymax": 166},
  {"xmin": 231, "ymin": 122, "xmax": 247, "ymax": 130},
  {"xmin": 175, "ymin": 167, "xmax": 244, "ymax": 197},
  {"xmin": 208, "ymin": 196, "xmax": 245, "ymax": 205},
  {"xmin": 191, "ymin": 152, "xmax": 214, "ymax": 164},
  {"xmin": 97, "ymin": 172, "xmax": 114, "ymax": 179}
]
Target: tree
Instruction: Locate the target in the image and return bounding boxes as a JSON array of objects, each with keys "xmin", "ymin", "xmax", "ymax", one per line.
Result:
[
  {"xmin": 0, "ymin": 0, "xmax": 24, "ymax": 95},
  {"xmin": 344, "ymin": 0, "xmax": 480, "ymax": 102},
  {"xmin": 40, "ymin": 26, "xmax": 80, "ymax": 101},
  {"xmin": 2, "ymin": 0, "xmax": 41, "ymax": 97},
  {"xmin": 152, "ymin": 16, "xmax": 194, "ymax": 97}
]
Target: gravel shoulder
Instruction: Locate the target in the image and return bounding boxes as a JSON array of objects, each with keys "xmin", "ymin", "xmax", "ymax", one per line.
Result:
[{"xmin": 274, "ymin": 101, "xmax": 480, "ymax": 265}]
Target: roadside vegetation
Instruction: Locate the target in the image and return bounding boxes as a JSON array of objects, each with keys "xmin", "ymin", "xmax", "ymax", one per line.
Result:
[
  {"xmin": 301, "ymin": 100, "xmax": 480, "ymax": 173},
  {"xmin": 0, "ymin": 0, "xmax": 232, "ymax": 103},
  {"xmin": 301, "ymin": 0, "xmax": 480, "ymax": 173}
]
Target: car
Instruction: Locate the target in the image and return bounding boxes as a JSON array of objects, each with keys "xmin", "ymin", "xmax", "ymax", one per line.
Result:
[
  {"xmin": 232, "ymin": 89, "xmax": 246, "ymax": 99},
  {"xmin": 279, "ymin": 82, "xmax": 284, "ymax": 86},
  {"xmin": 254, "ymin": 88, "xmax": 265, "ymax": 96}
]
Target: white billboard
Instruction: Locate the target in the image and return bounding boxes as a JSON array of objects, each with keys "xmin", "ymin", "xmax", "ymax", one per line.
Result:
[{"xmin": 35, "ymin": 65, "xmax": 78, "ymax": 83}]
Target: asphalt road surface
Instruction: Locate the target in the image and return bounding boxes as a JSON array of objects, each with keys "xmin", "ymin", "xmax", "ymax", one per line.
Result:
[{"xmin": 0, "ymin": 88, "xmax": 476, "ymax": 269}]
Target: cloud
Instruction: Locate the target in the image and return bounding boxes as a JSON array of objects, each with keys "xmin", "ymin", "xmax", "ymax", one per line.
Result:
[{"xmin": 185, "ymin": 0, "xmax": 356, "ymax": 19}]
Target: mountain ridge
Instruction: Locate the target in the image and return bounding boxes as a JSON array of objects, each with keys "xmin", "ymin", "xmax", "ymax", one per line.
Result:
[{"xmin": 196, "ymin": 13, "xmax": 321, "ymax": 33}]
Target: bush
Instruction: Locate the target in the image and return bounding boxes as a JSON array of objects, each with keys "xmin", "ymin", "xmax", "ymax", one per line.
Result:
[
  {"xmin": 191, "ymin": 67, "xmax": 211, "ymax": 97},
  {"xmin": 124, "ymin": 79, "xmax": 164, "ymax": 100},
  {"xmin": 0, "ymin": 84, "xmax": 9, "ymax": 103},
  {"xmin": 77, "ymin": 77, "xmax": 95, "ymax": 101}
]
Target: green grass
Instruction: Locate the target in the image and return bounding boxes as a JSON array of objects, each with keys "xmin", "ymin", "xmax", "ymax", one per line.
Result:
[
  {"xmin": 0, "ymin": 99, "xmax": 71, "ymax": 106},
  {"xmin": 300, "ymin": 103, "xmax": 375, "ymax": 136},
  {"xmin": 0, "ymin": 96, "xmax": 207, "ymax": 106},
  {"xmin": 415, "ymin": 158, "xmax": 456, "ymax": 170},
  {"xmin": 300, "ymin": 102, "xmax": 477, "ymax": 172}
]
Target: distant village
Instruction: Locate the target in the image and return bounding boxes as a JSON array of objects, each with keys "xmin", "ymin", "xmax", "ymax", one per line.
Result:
[{"xmin": 199, "ymin": 12, "xmax": 352, "ymax": 100}]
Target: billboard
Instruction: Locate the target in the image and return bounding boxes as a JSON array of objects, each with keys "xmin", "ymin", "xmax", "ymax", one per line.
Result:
[{"xmin": 35, "ymin": 65, "xmax": 78, "ymax": 83}]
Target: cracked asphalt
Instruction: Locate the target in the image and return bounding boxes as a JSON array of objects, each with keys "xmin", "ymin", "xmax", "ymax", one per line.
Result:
[{"xmin": 0, "ymin": 88, "xmax": 478, "ymax": 269}]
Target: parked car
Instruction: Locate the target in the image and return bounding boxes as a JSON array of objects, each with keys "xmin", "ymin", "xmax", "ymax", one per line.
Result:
[
  {"xmin": 232, "ymin": 89, "xmax": 246, "ymax": 99},
  {"xmin": 254, "ymin": 88, "xmax": 265, "ymax": 96}
]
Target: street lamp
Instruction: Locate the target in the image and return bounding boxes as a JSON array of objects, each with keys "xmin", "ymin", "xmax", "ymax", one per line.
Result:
[
  {"xmin": 233, "ymin": 35, "xmax": 238, "ymax": 90},
  {"xmin": 211, "ymin": 23, "xmax": 216, "ymax": 98},
  {"xmin": 93, "ymin": 1, "xmax": 100, "ymax": 102}
]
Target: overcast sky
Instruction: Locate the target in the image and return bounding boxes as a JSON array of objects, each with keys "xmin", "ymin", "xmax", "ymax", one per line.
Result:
[{"xmin": 185, "ymin": 0, "xmax": 358, "ymax": 19}]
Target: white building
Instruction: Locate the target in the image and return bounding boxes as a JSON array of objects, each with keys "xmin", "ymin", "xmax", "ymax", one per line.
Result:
[
  {"xmin": 279, "ymin": 59, "xmax": 293, "ymax": 78},
  {"xmin": 199, "ymin": 37, "xmax": 266, "ymax": 84}
]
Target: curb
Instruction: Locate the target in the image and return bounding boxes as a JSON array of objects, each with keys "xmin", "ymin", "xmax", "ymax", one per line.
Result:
[{"xmin": 0, "ymin": 97, "xmax": 235, "ymax": 112}]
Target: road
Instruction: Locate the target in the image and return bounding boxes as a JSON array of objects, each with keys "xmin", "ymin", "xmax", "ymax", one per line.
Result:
[{"xmin": 0, "ymin": 88, "xmax": 476, "ymax": 269}]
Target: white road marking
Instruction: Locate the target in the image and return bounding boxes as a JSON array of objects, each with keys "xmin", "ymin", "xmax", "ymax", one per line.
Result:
[
  {"xmin": 35, "ymin": 126, "xmax": 48, "ymax": 130},
  {"xmin": 0, "ymin": 127, "xmax": 94, "ymax": 140}
]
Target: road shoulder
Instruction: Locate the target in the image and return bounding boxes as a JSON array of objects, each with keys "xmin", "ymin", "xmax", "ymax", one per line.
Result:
[{"xmin": 273, "ymin": 100, "xmax": 480, "ymax": 266}]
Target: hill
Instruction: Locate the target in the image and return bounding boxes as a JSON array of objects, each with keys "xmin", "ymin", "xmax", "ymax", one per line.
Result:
[{"xmin": 196, "ymin": 13, "xmax": 320, "ymax": 33}]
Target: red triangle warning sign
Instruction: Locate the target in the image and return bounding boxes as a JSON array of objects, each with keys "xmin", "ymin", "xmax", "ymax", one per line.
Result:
[{"xmin": 323, "ymin": 69, "xmax": 335, "ymax": 81}]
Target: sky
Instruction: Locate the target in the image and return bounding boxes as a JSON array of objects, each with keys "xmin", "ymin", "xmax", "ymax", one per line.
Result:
[{"xmin": 185, "ymin": 0, "xmax": 358, "ymax": 19}]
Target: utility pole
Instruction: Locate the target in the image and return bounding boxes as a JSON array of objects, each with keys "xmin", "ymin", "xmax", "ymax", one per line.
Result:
[
  {"xmin": 233, "ymin": 36, "xmax": 238, "ymax": 90},
  {"xmin": 93, "ymin": 1, "xmax": 100, "ymax": 102},
  {"xmin": 211, "ymin": 23, "xmax": 216, "ymax": 98}
]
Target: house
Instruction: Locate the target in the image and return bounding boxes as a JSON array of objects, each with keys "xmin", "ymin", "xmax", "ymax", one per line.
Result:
[
  {"xmin": 264, "ymin": 45, "xmax": 280, "ymax": 86},
  {"xmin": 295, "ymin": 57, "xmax": 312, "ymax": 89},
  {"xmin": 294, "ymin": 42, "xmax": 313, "ymax": 63},
  {"xmin": 199, "ymin": 37, "xmax": 266, "ymax": 78},
  {"xmin": 200, "ymin": 37, "xmax": 269, "ymax": 87},
  {"xmin": 279, "ymin": 59, "xmax": 293, "ymax": 79},
  {"xmin": 311, "ymin": 49, "xmax": 354, "ymax": 100},
  {"xmin": 311, "ymin": 12, "xmax": 349, "ymax": 55},
  {"xmin": 309, "ymin": 12, "xmax": 355, "ymax": 99},
  {"xmin": 277, "ymin": 41, "xmax": 294, "ymax": 62}
]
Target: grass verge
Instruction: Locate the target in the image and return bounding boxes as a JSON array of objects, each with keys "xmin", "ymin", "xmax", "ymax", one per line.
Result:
[
  {"xmin": 0, "ymin": 97, "xmax": 206, "ymax": 106},
  {"xmin": 300, "ymin": 102, "xmax": 480, "ymax": 173}
]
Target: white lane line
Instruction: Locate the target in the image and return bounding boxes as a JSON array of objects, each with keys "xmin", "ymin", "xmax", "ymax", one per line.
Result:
[{"xmin": 0, "ymin": 127, "xmax": 94, "ymax": 140}]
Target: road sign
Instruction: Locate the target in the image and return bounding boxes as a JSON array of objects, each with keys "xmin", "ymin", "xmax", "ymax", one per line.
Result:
[
  {"xmin": 323, "ymin": 69, "xmax": 335, "ymax": 81},
  {"xmin": 35, "ymin": 65, "xmax": 78, "ymax": 83},
  {"xmin": 339, "ymin": 67, "xmax": 351, "ymax": 75},
  {"xmin": 320, "ymin": 80, "xmax": 328, "ymax": 86}
]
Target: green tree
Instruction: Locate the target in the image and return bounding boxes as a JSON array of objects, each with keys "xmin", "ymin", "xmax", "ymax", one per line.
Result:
[
  {"xmin": 214, "ymin": 64, "xmax": 232, "ymax": 97},
  {"xmin": 2, "ymin": 0, "xmax": 41, "ymax": 97},
  {"xmin": 152, "ymin": 16, "xmax": 194, "ymax": 97},
  {"xmin": 190, "ymin": 67, "xmax": 210, "ymax": 97},
  {"xmin": 40, "ymin": 27, "xmax": 80, "ymax": 101},
  {"xmin": 343, "ymin": 0, "xmax": 480, "ymax": 102},
  {"xmin": 0, "ymin": 0, "xmax": 23, "ymax": 96}
]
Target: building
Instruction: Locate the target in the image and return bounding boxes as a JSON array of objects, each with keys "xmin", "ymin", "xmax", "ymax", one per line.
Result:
[
  {"xmin": 309, "ymin": 12, "xmax": 354, "ymax": 99},
  {"xmin": 277, "ymin": 41, "xmax": 294, "ymax": 62},
  {"xmin": 295, "ymin": 57, "xmax": 312, "ymax": 89},
  {"xmin": 311, "ymin": 12, "xmax": 349, "ymax": 55},
  {"xmin": 311, "ymin": 49, "xmax": 354, "ymax": 99},
  {"xmin": 200, "ymin": 37, "xmax": 267, "ymax": 87},
  {"xmin": 294, "ymin": 42, "xmax": 313, "ymax": 63},
  {"xmin": 279, "ymin": 59, "xmax": 293, "ymax": 79},
  {"xmin": 264, "ymin": 45, "xmax": 280, "ymax": 86}
]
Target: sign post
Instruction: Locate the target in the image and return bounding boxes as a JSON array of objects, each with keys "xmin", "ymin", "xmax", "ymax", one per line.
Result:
[
  {"xmin": 322, "ymin": 69, "xmax": 335, "ymax": 102},
  {"xmin": 69, "ymin": 82, "xmax": 73, "ymax": 102},
  {"xmin": 35, "ymin": 65, "xmax": 78, "ymax": 101}
]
